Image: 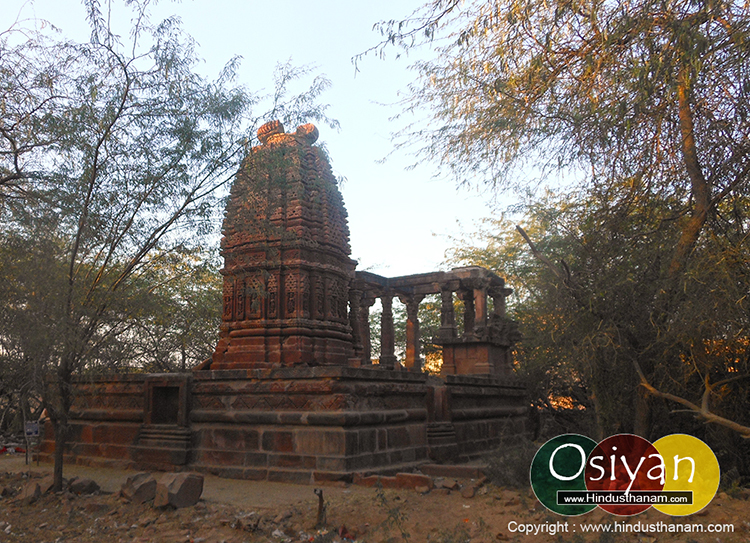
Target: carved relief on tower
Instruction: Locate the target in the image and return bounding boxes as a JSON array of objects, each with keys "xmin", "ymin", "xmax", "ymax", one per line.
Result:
[
  {"xmin": 339, "ymin": 279, "xmax": 349, "ymax": 321},
  {"xmin": 326, "ymin": 277, "xmax": 348, "ymax": 322},
  {"xmin": 222, "ymin": 278, "xmax": 234, "ymax": 321},
  {"xmin": 209, "ymin": 121, "xmax": 356, "ymax": 368},
  {"xmin": 285, "ymin": 273, "xmax": 298, "ymax": 318},
  {"xmin": 311, "ymin": 272, "xmax": 325, "ymax": 320},
  {"xmin": 234, "ymin": 276, "xmax": 246, "ymax": 320},
  {"xmin": 300, "ymin": 273, "xmax": 310, "ymax": 318},
  {"xmin": 267, "ymin": 273, "xmax": 279, "ymax": 319},
  {"xmin": 246, "ymin": 273, "xmax": 264, "ymax": 320}
]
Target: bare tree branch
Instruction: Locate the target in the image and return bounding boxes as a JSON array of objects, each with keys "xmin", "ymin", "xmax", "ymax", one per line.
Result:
[{"xmin": 633, "ymin": 359, "xmax": 750, "ymax": 438}]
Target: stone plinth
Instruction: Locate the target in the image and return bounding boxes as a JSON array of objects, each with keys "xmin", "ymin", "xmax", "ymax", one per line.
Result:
[
  {"xmin": 38, "ymin": 375, "xmax": 146, "ymax": 470},
  {"xmin": 190, "ymin": 367, "xmax": 430, "ymax": 483},
  {"xmin": 38, "ymin": 368, "xmax": 528, "ymax": 481},
  {"xmin": 441, "ymin": 342, "xmax": 512, "ymax": 376},
  {"xmin": 444, "ymin": 374, "xmax": 527, "ymax": 460}
]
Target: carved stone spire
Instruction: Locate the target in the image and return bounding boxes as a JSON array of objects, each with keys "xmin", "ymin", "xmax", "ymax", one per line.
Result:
[{"xmin": 209, "ymin": 121, "xmax": 356, "ymax": 369}]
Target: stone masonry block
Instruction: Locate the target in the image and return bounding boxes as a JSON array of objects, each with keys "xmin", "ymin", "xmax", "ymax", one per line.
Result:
[
  {"xmin": 387, "ymin": 427, "xmax": 410, "ymax": 449},
  {"xmin": 205, "ymin": 428, "xmax": 260, "ymax": 450},
  {"xmin": 345, "ymin": 431, "xmax": 359, "ymax": 455},
  {"xmin": 261, "ymin": 430, "xmax": 294, "ymax": 453},
  {"xmin": 352, "ymin": 473, "xmax": 380, "ymax": 487},
  {"xmin": 196, "ymin": 449, "xmax": 245, "ymax": 466},
  {"xmin": 315, "ymin": 456, "xmax": 347, "ymax": 472},
  {"xmin": 377, "ymin": 429, "xmax": 387, "ymax": 451},
  {"xmin": 268, "ymin": 453, "xmax": 316, "ymax": 469},
  {"xmin": 295, "ymin": 429, "xmax": 345, "ymax": 456},
  {"xmin": 358, "ymin": 429, "xmax": 376, "ymax": 452},
  {"xmin": 243, "ymin": 451, "xmax": 269, "ymax": 467},
  {"xmin": 267, "ymin": 469, "xmax": 312, "ymax": 485}
]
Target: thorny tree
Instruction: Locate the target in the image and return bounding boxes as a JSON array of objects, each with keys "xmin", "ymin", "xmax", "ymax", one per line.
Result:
[
  {"xmin": 0, "ymin": 0, "xmax": 337, "ymax": 491},
  {"xmin": 367, "ymin": 0, "xmax": 750, "ymax": 438}
]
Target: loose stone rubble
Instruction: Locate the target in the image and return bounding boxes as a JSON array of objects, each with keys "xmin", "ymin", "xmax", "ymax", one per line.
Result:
[{"xmin": 1, "ymin": 469, "xmax": 748, "ymax": 543}]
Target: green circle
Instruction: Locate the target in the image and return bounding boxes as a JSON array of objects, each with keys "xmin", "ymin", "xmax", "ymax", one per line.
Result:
[{"xmin": 530, "ymin": 434, "xmax": 598, "ymax": 516}]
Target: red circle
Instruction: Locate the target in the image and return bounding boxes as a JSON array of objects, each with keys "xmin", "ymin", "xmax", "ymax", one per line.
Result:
[{"xmin": 585, "ymin": 434, "xmax": 664, "ymax": 515}]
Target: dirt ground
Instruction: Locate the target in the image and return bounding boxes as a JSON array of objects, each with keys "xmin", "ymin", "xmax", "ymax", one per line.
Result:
[{"xmin": 1, "ymin": 454, "xmax": 749, "ymax": 543}]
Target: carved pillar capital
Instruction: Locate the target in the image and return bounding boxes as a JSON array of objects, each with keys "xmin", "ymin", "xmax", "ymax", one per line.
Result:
[{"xmin": 488, "ymin": 286, "xmax": 513, "ymax": 318}]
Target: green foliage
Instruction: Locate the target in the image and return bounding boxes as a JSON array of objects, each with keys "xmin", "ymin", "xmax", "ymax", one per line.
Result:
[
  {"xmin": 0, "ymin": 8, "xmax": 252, "ymax": 398},
  {"xmin": 0, "ymin": 0, "xmax": 338, "ymax": 488},
  {"xmin": 447, "ymin": 190, "xmax": 750, "ymax": 464},
  {"xmin": 375, "ymin": 0, "xmax": 750, "ymax": 194},
  {"xmin": 374, "ymin": 0, "xmax": 750, "ymax": 451},
  {"xmin": 445, "ymin": 208, "xmax": 594, "ymax": 428},
  {"xmin": 75, "ymin": 246, "xmax": 222, "ymax": 374}
]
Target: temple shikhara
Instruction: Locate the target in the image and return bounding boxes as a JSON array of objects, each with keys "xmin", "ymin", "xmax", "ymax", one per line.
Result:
[{"xmin": 40, "ymin": 122, "xmax": 527, "ymax": 483}]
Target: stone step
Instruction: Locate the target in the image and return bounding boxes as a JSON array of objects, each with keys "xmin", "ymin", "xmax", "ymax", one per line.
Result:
[
  {"xmin": 139, "ymin": 425, "xmax": 191, "ymax": 437},
  {"xmin": 137, "ymin": 425, "xmax": 191, "ymax": 456}
]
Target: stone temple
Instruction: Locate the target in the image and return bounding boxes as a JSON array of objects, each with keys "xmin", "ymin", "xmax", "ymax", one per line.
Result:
[{"xmin": 39, "ymin": 122, "xmax": 527, "ymax": 483}]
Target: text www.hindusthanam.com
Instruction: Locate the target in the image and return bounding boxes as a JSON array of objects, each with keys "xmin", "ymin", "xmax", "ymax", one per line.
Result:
[
  {"xmin": 507, "ymin": 520, "xmax": 735, "ymax": 536},
  {"xmin": 557, "ymin": 490, "xmax": 692, "ymax": 505}
]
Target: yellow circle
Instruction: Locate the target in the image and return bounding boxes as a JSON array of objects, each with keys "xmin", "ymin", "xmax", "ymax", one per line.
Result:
[{"xmin": 652, "ymin": 434, "xmax": 720, "ymax": 516}]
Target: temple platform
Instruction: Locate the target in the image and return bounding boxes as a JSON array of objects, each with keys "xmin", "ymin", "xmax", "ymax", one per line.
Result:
[{"xmin": 38, "ymin": 366, "xmax": 526, "ymax": 483}]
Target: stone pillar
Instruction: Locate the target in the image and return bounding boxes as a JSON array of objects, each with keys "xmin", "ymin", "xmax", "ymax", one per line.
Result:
[
  {"xmin": 460, "ymin": 289, "xmax": 476, "ymax": 339},
  {"xmin": 379, "ymin": 293, "xmax": 397, "ymax": 369},
  {"xmin": 349, "ymin": 285, "xmax": 364, "ymax": 364},
  {"xmin": 471, "ymin": 278, "xmax": 490, "ymax": 336},
  {"xmin": 438, "ymin": 286, "xmax": 457, "ymax": 341},
  {"xmin": 400, "ymin": 294, "xmax": 424, "ymax": 372},
  {"xmin": 360, "ymin": 292, "xmax": 377, "ymax": 365}
]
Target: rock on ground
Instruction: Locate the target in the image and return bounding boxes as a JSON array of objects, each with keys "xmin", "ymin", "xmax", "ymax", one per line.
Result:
[
  {"xmin": 121, "ymin": 472, "xmax": 157, "ymax": 504},
  {"xmin": 69, "ymin": 477, "xmax": 100, "ymax": 495},
  {"xmin": 154, "ymin": 472, "xmax": 204, "ymax": 509}
]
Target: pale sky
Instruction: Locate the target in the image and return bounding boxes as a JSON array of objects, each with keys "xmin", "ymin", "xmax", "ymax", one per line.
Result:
[{"xmin": 4, "ymin": 0, "xmax": 502, "ymax": 277}]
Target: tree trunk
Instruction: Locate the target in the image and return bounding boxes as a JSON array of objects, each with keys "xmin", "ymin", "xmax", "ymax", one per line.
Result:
[
  {"xmin": 46, "ymin": 368, "xmax": 73, "ymax": 493},
  {"xmin": 668, "ymin": 68, "xmax": 710, "ymax": 278},
  {"xmin": 52, "ymin": 418, "xmax": 67, "ymax": 492},
  {"xmin": 0, "ymin": 399, "xmax": 11, "ymax": 434},
  {"xmin": 180, "ymin": 342, "xmax": 187, "ymax": 372}
]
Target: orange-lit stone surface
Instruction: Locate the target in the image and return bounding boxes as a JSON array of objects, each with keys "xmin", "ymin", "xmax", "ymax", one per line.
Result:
[{"xmin": 210, "ymin": 121, "xmax": 356, "ymax": 370}]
